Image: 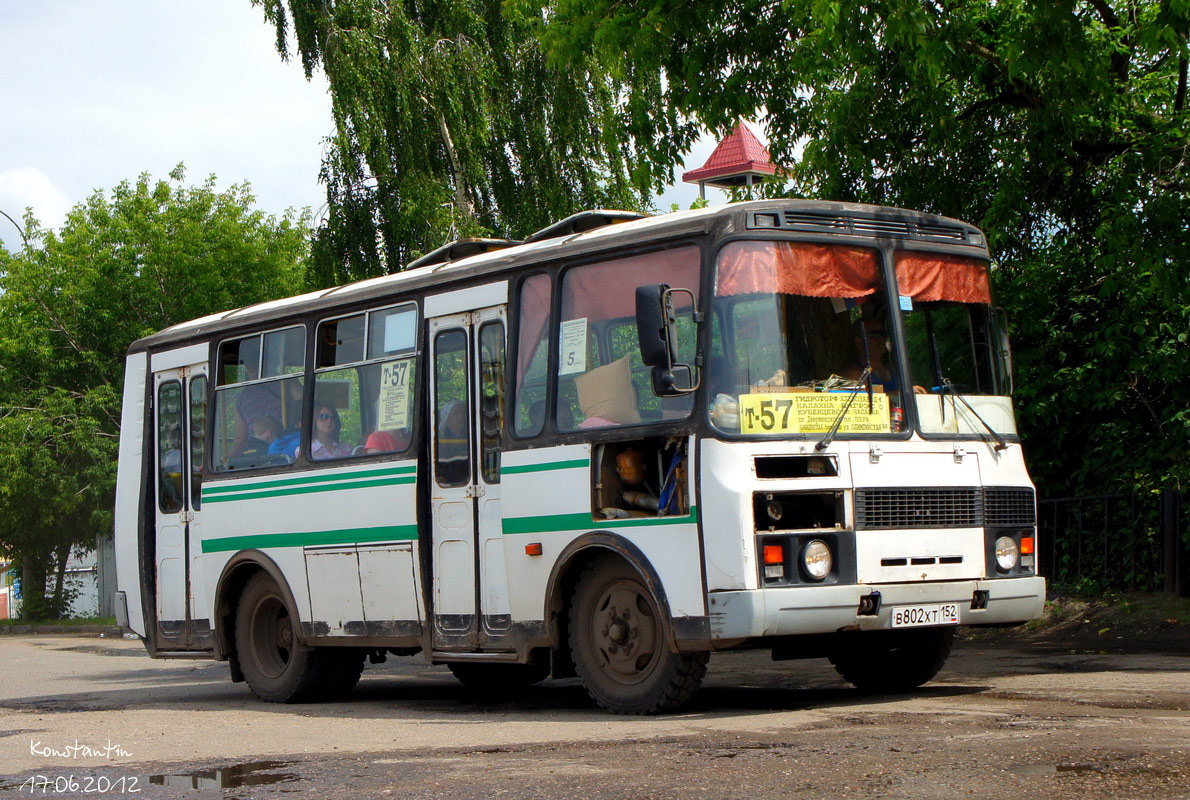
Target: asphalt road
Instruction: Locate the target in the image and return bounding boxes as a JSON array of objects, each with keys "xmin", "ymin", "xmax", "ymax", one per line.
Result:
[{"xmin": 0, "ymin": 631, "xmax": 1186, "ymax": 799}]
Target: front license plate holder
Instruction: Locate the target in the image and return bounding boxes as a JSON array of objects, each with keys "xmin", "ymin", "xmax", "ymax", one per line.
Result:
[{"xmin": 890, "ymin": 602, "xmax": 960, "ymax": 628}]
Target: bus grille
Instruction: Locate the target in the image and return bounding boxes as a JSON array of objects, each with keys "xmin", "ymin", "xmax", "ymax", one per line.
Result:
[
  {"xmin": 984, "ymin": 487, "xmax": 1036, "ymax": 526},
  {"xmin": 855, "ymin": 487, "xmax": 1037, "ymax": 529},
  {"xmin": 855, "ymin": 488, "xmax": 983, "ymax": 529}
]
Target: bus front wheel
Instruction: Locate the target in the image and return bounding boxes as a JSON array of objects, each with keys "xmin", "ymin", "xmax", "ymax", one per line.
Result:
[
  {"xmin": 828, "ymin": 627, "xmax": 956, "ymax": 693},
  {"xmin": 568, "ymin": 559, "xmax": 708, "ymax": 714},
  {"xmin": 235, "ymin": 572, "xmax": 327, "ymax": 703}
]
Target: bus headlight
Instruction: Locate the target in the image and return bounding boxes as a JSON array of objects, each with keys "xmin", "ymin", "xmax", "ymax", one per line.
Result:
[
  {"xmin": 802, "ymin": 539, "xmax": 832, "ymax": 581},
  {"xmin": 994, "ymin": 536, "xmax": 1019, "ymax": 572}
]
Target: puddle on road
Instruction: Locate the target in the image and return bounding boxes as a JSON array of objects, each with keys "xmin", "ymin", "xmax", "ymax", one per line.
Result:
[
  {"xmin": 53, "ymin": 645, "xmax": 148, "ymax": 658},
  {"xmin": 1007, "ymin": 764, "xmax": 1103, "ymax": 776},
  {"xmin": 149, "ymin": 760, "xmax": 298, "ymax": 790}
]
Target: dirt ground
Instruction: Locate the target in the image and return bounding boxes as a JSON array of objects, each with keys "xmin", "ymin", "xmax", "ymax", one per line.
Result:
[{"xmin": 0, "ymin": 594, "xmax": 1186, "ymax": 800}]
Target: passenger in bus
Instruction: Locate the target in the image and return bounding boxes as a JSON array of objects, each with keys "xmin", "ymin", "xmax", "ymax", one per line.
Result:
[
  {"xmin": 437, "ymin": 401, "xmax": 469, "ymax": 481},
  {"xmin": 159, "ymin": 427, "xmax": 183, "ymax": 507},
  {"xmin": 840, "ymin": 321, "xmax": 899, "ymax": 390},
  {"xmin": 236, "ymin": 418, "xmax": 273, "ymax": 460},
  {"xmin": 310, "ymin": 405, "xmax": 352, "ymax": 460},
  {"xmin": 232, "ymin": 375, "xmax": 302, "ymax": 456},
  {"xmin": 364, "ymin": 427, "xmax": 410, "ymax": 454},
  {"xmin": 253, "ymin": 415, "xmax": 301, "ymax": 460},
  {"xmin": 839, "ymin": 318, "xmax": 928, "ymax": 394}
]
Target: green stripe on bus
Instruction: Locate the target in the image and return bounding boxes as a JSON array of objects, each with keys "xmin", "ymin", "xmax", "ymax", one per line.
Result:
[
  {"xmin": 501, "ymin": 507, "xmax": 699, "ymax": 535},
  {"xmin": 202, "ymin": 464, "xmax": 416, "ymax": 497},
  {"xmin": 203, "ymin": 475, "xmax": 416, "ymax": 504},
  {"xmin": 500, "ymin": 458, "xmax": 590, "ymax": 475},
  {"xmin": 200, "ymin": 524, "xmax": 419, "ymax": 553}
]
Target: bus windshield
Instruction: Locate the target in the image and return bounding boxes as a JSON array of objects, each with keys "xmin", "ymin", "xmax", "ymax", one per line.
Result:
[
  {"xmin": 896, "ymin": 251, "xmax": 1016, "ymax": 438},
  {"xmin": 709, "ymin": 240, "xmax": 904, "ymax": 436},
  {"xmin": 708, "ymin": 241, "xmax": 1016, "ymax": 440}
]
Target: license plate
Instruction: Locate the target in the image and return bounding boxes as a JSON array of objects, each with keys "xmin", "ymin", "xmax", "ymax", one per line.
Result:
[{"xmin": 891, "ymin": 602, "xmax": 960, "ymax": 628}]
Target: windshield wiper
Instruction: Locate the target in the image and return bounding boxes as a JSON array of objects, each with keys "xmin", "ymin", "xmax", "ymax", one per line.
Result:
[
  {"xmin": 816, "ymin": 368, "xmax": 871, "ymax": 452},
  {"xmin": 939, "ymin": 378, "xmax": 1007, "ymax": 451}
]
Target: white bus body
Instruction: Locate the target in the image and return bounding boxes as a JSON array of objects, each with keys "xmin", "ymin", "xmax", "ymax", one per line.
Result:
[{"xmin": 114, "ymin": 201, "xmax": 1044, "ymax": 713}]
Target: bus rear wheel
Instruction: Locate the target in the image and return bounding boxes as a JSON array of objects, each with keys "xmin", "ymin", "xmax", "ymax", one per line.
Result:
[
  {"xmin": 568, "ymin": 559, "xmax": 708, "ymax": 714},
  {"xmin": 235, "ymin": 573, "xmax": 328, "ymax": 703},
  {"xmin": 828, "ymin": 627, "xmax": 956, "ymax": 693}
]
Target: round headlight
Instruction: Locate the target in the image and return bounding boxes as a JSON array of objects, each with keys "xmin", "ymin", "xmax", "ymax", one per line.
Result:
[
  {"xmin": 802, "ymin": 539, "xmax": 833, "ymax": 581},
  {"xmin": 995, "ymin": 535, "xmax": 1019, "ymax": 572}
]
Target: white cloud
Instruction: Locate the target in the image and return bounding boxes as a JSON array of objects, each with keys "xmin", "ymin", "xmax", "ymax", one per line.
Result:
[
  {"xmin": 0, "ymin": 0, "xmax": 332, "ymax": 251},
  {"xmin": 0, "ymin": 168, "xmax": 73, "ymax": 245}
]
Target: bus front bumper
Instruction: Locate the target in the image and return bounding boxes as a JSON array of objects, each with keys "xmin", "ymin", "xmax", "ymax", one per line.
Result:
[{"xmin": 707, "ymin": 576, "xmax": 1046, "ymax": 641}]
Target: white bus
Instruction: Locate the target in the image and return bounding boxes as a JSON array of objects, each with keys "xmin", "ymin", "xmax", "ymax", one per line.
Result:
[{"xmin": 114, "ymin": 201, "xmax": 1044, "ymax": 714}]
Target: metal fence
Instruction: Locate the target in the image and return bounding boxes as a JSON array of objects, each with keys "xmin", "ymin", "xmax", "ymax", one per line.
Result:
[{"xmin": 1038, "ymin": 489, "xmax": 1188, "ymax": 595}]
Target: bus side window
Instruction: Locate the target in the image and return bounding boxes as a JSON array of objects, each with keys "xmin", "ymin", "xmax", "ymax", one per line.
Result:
[
  {"xmin": 157, "ymin": 381, "xmax": 184, "ymax": 512},
  {"xmin": 513, "ymin": 273, "xmax": 551, "ymax": 437},
  {"xmin": 310, "ymin": 304, "xmax": 418, "ymax": 461},
  {"xmin": 212, "ymin": 326, "xmax": 305, "ymax": 471},
  {"xmin": 555, "ymin": 247, "xmax": 700, "ymax": 431},
  {"xmin": 434, "ymin": 329, "xmax": 471, "ymax": 486},
  {"xmin": 479, "ymin": 321, "xmax": 505, "ymax": 483}
]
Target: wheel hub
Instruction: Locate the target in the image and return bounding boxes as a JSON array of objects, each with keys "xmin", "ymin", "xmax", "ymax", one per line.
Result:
[{"xmin": 592, "ymin": 580, "xmax": 659, "ymax": 683}]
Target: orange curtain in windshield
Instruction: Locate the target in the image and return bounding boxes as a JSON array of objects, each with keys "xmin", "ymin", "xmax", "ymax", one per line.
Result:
[
  {"xmin": 895, "ymin": 252, "xmax": 991, "ymax": 304},
  {"xmin": 716, "ymin": 241, "xmax": 881, "ymax": 298}
]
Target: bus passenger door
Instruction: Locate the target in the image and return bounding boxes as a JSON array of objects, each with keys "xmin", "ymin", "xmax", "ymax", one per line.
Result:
[
  {"xmin": 428, "ymin": 306, "xmax": 511, "ymax": 652},
  {"xmin": 151, "ymin": 361, "xmax": 209, "ymax": 650}
]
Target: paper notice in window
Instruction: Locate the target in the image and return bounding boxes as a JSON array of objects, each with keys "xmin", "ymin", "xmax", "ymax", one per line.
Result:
[
  {"xmin": 377, "ymin": 360, "xmax": 411, "ymax": 430},
  {"xmin": 559, "ymin": 318, "xmax": 588, "ymax": 375},
  {"xmin": 739, "ymin": 391, "xmax": 891, "ymax": 434}
]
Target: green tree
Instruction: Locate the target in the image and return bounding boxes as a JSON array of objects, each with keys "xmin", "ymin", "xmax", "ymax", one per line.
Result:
[
  {"xmin": 254, "ymin": 0, "xmax": 667, "ymax": 286},
  {"xmin": 534, "ymin": 0, "xmax": 1190, "ymax": 496},
  {"xmin": 0, "ymin": 167, "xmax": 310, "ymax": 619}
]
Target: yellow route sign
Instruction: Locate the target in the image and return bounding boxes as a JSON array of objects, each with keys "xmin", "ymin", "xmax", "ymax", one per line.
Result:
[{"xmin": 739, "ymin": 391, "xmax": 891, "ymax": 434}]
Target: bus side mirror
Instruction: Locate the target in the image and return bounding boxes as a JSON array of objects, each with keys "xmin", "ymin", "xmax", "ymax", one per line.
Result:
[
  {"xmin": 635, "ymin": 284, "xmax": 700, "ymax": 397},
  {"xmin": 635, "ymin": 284, "xmax": 674, "ymax": 368}
]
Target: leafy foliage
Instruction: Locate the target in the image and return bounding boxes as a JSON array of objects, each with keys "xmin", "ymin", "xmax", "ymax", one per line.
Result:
[
  {"xmin": 535, "ymin": 0, "xmax": 1190, "ymax": 496},
  {"xmin": 255, "ymin": 0, "xmax": 661, "ymax": 285},
  {"xmin": 0, "ymin": 167, "xmax": 309, "ymax": 618}
]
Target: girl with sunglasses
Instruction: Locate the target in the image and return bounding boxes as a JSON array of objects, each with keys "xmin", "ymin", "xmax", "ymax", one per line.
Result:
[{"xmin": 311, "ymin": 405, "xmax": 352, "ymax": 460}]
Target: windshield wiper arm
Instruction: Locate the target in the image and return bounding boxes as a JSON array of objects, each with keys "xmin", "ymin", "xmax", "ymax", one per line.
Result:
[
  {"xmin": 939, "ymin": 378, "xmax": 1007, "ymax": 451},
  {"xmin": 816, "ymin": 368, "xmax": 871, "ymax": 452}
]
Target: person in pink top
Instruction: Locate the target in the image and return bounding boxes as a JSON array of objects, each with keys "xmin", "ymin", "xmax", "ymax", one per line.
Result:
[{"xmin": 310, "ymin": 405, "xmax": 352, "ymax": 460}]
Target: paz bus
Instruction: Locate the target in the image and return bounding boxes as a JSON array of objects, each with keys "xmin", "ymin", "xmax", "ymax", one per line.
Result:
[{"xmin": 113, "ymin": 200, "xmax": 1045, "ymax": 714}]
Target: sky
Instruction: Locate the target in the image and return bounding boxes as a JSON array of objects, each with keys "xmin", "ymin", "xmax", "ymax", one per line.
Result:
[{"xmin": 0, "ymin": 1, "xmax": 720, "ymax": 253}]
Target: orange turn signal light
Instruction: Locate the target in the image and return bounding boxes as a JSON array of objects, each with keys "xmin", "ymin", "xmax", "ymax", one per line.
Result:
[
  {"xmin": 763, "ymin": 544, "xmax": 784, "ymax": 565},
  {"xmin": 525, "ymin": 543, "xmax": 543, "ymax": 557},
  {"xmin": 1020, "ymin": 537, "xmax": 1034, "ymax": 555}
]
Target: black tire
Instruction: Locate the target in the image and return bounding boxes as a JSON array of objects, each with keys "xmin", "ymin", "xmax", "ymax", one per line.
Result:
[
  {"xmin": 447, "ymin": 661, "xmax": 550, "ymax": 691},
  {"xmin": 568, "ymin": 559, "xmax": 708, "ymax": 714},
  {"xmin": 828, "ymin": 626, "xmax": 956, "ymax": 693},
  {"xmin": 235, "ymin": 572, "xmax": 329, "ymax": 703}
]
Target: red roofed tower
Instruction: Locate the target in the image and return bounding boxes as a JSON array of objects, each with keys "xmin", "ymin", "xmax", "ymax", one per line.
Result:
[{"xmin": 682, "ymin": 120, "xmax": 778, "ymax": 200}]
